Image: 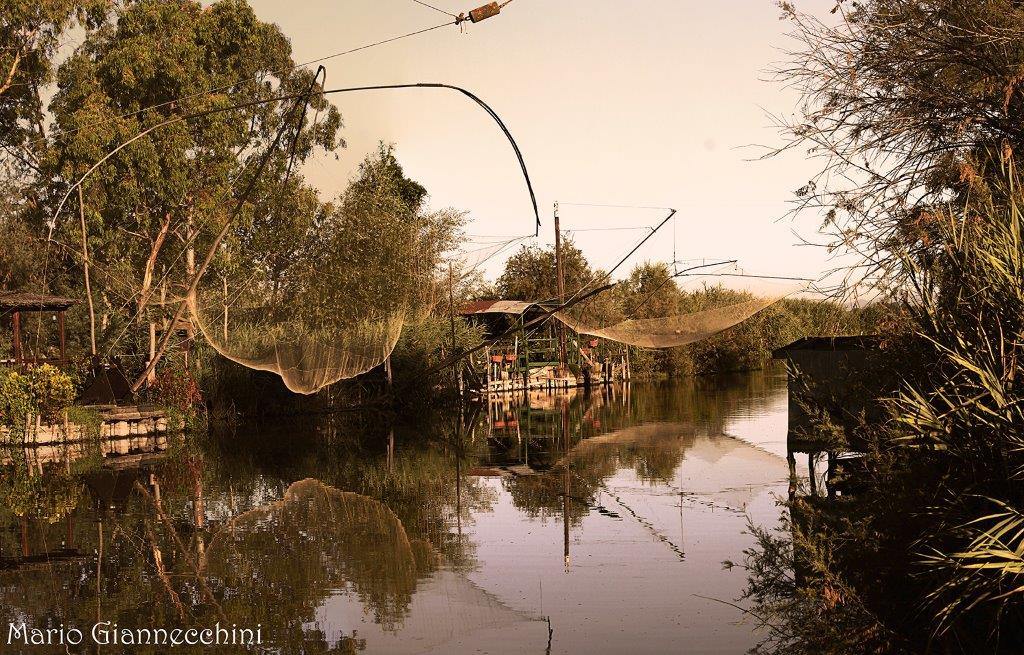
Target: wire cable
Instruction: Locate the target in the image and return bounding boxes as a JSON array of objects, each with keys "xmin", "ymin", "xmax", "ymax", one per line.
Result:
[
  {"xmin": 623, "ymin": 259, "xmax": 737, "ymax": 318},
  {"xmin": 559, "ymin": 202, "xmax": 673, "ymax": 211},
  {"xmin": 675, "ymin": 272, "xmax": 816, "ymax": 282},
  {"xmin": 565, "ymin": 226, "xmax": 652, "ymax": 233},
  {"xmin": 27, "ymin": 20, "xmax": 455, "ymax": 149},
  {"xmin": 409, "ymin": 0, "xmax": 458, "ymax": 17},
  {"xmin": 48, "ymin": 82, "xmax": 541, "ymax": 248}
]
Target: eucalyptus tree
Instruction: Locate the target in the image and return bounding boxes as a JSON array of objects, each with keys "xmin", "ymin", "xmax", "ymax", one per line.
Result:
[
  {"xmin": 0, "ymin": 0, "xmax": 108, "ymax": 172},
  {"xmin": 29, "ymin": 0, "xmax": 341, "ymax": 361}
]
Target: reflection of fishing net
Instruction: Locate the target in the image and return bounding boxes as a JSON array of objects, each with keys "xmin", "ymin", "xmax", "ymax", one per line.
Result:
[
  {"xmin": 190, "ymin": 162, "xmax": 450, "ymax": 394},
  {"xmin": 208, "ymin": 478, "xmax": 426, "ymax": 627},
  {"xmin": 558, "ymin": 422, "xmax": 788, "ymax": 510},
  {"xmin": 208, "ymin": 479, "xmax": 543, "ymax": 653},
  {"xmin": 555, "ymin": 296, "xmax": 782, "ymax": 349}
]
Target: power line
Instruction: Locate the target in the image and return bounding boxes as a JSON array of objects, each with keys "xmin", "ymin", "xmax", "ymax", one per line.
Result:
[
  {"xmin": 625, "ymin": 260, "xmax": 737, "ymax": 317},
  {"xmin": 565, "ymin": 226, "xmax": 652, "ymax": 233},
  {"xmin": 559, "ymin": 202, "xmax": 674, "ymax": 211},
  {"xmin": 676, "ymin": 272, "xmax": 816, "ymax": 282}
]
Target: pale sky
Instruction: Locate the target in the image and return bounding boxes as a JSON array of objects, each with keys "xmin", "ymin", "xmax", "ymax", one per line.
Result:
[{"xmin": 247, "ymin": 0, "xmax": 838, "ymax": 291}]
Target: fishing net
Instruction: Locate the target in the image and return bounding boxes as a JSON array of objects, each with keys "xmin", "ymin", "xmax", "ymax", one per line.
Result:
[
  {"xmin": 188, "ymin": 161, "xmax": 453, "ymax": 394},
  {"xmin": 554, "ymin": 296, "xmax": 783, "ymax": 349}
]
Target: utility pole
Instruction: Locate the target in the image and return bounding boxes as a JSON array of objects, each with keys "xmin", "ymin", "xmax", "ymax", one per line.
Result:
[{"xmin": 554, "ymin": 202, "xmax": 568, "ymax": 378}]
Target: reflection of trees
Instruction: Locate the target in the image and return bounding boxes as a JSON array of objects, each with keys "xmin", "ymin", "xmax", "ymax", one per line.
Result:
[
  {"xmin": 0, "ymin": 415, "xmax": 494, "ymax": 654},
  {"xmin": 502, "ymin": 423, "xmax": 698, "ymax": 525},
  {"xmin": 492, "ymin": 375, "xmax": 786, "ymax": 523},
  {"xmin": 0, "ymin": 474, "xmax": 453, "ymax": 653},
  {"xmin": 200, "ymin": 418, "xmax": 493, "ymax": 569}
]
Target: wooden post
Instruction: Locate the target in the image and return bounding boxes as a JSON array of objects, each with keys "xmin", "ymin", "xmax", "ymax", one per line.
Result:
[
  {"xmin": 448, "ymin": 264, "xmax": 460, "ymax": 395},
  {"xmin": 147, "ymin": 322, "xmax": 157, "ymax": 384},
  {"xmin": 554, "ymin": 203, "xmax": 568, "ymax": 378},
  {"xmin": 222, "ymin": 275, "xmax": 229, "ymax": 341},
  {"xmin": 78, "ymin": 186, "xmax": 97, "ymax": 355},
  {"xmin": 521, "ymin": 318, "xmax": 530, "ymax": 390},
  {"xmin": 562, "ymin": 399, "xmax": 571, "ymax": 571},
  {"xmin": 57, "ymin": 311, "xmax": 66, "ymax": 364},
  {"xmin": 12, "ymin": 311, "xmax": 21, "ymax": 366},
  {"xmin": 485, "ymin": 346, "xmax": 491, "ymax": 391}
]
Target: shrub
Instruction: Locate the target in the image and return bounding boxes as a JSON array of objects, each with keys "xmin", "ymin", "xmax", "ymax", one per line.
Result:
[
  {"xmin": 0, "ymin": 369, "xmax": 31, "ymax": 436},
  {"xmin": 148, "ymin": 363, "xmax": 205, "ymax": 425},
  {"xmin": 26, "ymin": 364, "xmax": 76, "ymax": 423}
]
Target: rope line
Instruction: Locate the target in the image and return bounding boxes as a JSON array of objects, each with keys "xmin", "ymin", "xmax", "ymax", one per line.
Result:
[
  {"xmin": 47, "ymin": 82, "xmax": 541, "ymax": 256},
  {"xmin": 559, "ymin": 202, "xmax": 674, "ymax": 211}
]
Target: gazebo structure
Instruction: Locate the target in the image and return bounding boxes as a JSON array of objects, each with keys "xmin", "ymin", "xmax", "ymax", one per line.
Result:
[{"xmin": 0, "ymin": 292, "xmax": 77, "ymax": 368}]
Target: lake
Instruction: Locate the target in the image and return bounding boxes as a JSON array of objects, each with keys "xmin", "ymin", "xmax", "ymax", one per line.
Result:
[{"xmin": 0, "ymin": 370, "xmax": 792, "ymax": 654}]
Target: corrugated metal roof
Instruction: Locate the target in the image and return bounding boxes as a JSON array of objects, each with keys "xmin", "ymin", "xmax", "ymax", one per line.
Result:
[{"xmin": 459, "ymin": 300, "xmax": 537, "ymax": 316}]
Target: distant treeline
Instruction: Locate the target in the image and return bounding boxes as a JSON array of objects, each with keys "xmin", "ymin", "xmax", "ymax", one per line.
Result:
[{"xmin": 480, "ymin": 240, "xmax": 884, "ymax": 379}]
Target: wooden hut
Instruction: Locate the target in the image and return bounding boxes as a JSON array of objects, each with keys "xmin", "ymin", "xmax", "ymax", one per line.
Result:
[{"xmin": 459, "ymin": 299, "xmax": 629, "ymax": 394}]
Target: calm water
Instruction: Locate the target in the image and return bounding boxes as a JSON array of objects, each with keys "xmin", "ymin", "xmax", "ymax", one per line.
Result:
[{"xmin": 0, "ymin": 371, "xmax": 791, "ymax": 654}]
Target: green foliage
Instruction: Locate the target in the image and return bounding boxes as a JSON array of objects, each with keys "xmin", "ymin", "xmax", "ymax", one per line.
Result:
[
  {"xmin": 496, "ymin": 238, "xmax": 596, "ymax": 301},
  {"xmin": 0, "ymin": 0, "xmax": 108, "ymax": 167},
  {"xmin": 65, "ymin": 404, "xmax": 102, "ymax": 438},
  {"xmin": 735, "ymin": 510, "xmax": 902, "ymax": 655},
  {"xmin": 25, "ymin": 363, "xmax": 75, "ymax": 422},
  {"xmin": 0, "ymin": 365, "xmax": 75, "ymax": 439},
  {"xmin": 8, "ymin": 0, "xmax": 342, "ymax": 368},
  {"xmin": 147, "ymin": 361, "xmax": 205, "ymax": 428},
  {"xmin": 0, "ymin": 368, "xmax": 31, "ymax": 437},
  {"xmin": 741, "ymin": 164, "xmax": 1024, "ymax": 653},
  {"xmin": 776, "ymin": 0, "xmax": 1024, "ymax": 293}
]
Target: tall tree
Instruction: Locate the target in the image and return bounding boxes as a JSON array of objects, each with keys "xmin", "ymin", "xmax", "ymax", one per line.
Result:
[
  {"xmin": 0, "ymin": 0, "xmax": 108, "ymax": 173},
  {"xmin": 34, "ymin": 0, "xmax": 341, "ymax": 357},
  {"xmin": 496, "ymin": 239, "xmax": 593, "ymax": 301}
]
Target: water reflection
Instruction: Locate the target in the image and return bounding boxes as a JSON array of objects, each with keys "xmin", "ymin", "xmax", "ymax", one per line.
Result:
[{"xmin": 0, "ymin": 369, "xmax": 790, "ymax": 654}]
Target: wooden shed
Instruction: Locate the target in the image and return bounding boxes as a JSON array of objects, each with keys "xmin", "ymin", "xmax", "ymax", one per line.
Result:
[{"xmin": 772, "ymin": 336, "xmax": 892, "ymax": 450}]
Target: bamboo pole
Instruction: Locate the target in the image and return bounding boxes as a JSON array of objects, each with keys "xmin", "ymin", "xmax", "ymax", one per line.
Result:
[{"xmin": 78, "ymin": 186, "xmax": 96, "ymax": 355}]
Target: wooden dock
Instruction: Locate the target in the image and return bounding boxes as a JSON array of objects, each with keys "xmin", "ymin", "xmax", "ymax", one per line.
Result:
[{"xmin": 1, "ymin": 404, "xmax": 175, "ymax": 446}]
